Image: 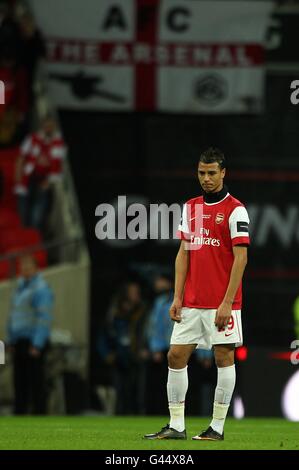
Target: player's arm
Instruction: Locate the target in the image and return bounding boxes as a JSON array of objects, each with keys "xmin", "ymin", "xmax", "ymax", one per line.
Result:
[
  {"xmin": 215, "ymin": 245, "xmax": 248, "ymax": 329},
  {"xmin": 169, "ymin": 241, "xmax": 189, "ymax": 323}
]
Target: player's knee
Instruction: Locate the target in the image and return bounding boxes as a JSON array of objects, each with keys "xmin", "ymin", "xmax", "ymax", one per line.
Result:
[
  {"xmin": 214, "ymin": 353, "xmax": 234, "ymax": 368},
  {"xmin": 214, "ymin": 346, "xmax": 235, "ymax": 368},
  {"xmin": 167, "ymin": 348, "xmax": 185, "ymax": 369},
  {"xmin": 215, "ymin": 358, "xmax": 230, "ymax": 368}
]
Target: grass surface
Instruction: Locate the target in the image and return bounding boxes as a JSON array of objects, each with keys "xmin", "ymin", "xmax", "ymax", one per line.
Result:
[{"xmin": 0, "ymin": 416, "xmax": 298, "ymax": 450}]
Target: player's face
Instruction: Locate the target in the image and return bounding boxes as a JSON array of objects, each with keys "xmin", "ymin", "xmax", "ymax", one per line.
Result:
[{"xmin": 198, "ymin": 162, "xmax": 225, "ymax": 193}]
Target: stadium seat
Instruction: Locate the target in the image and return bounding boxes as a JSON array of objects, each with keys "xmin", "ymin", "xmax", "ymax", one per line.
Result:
[
  {"xmin": 0, "ymin": 143, "xmax": 48, "ymax": 282},
  {"xmin": 0, "ymin": 207, "xmax": 22, "ymax": 229},
  {"xmin": 0, "ymin": 259, "xmax": 11, "ymax": 280},
  {"xmin": 0, "ymin": 227, "xmax": 42, "ymax": 252},
  {"xmin": 0, "ymin": 147, "xmax": 19, "ymax": 210}
]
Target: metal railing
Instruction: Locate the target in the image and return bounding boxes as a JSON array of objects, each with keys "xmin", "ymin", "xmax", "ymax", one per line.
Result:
[{"xmin": 0, "ymin": 237, "xmax": 84, "ymax": 281}]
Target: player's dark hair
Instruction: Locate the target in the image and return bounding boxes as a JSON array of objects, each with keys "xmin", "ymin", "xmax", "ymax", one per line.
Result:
[{"xmin": 199, "ymin": 147, "xmax": 226, "ymax": 170}]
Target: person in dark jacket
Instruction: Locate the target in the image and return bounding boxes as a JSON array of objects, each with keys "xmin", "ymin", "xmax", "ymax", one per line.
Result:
[{"xmin": 7, "ymin": 254, "xmax": 53, "ymax": 414}]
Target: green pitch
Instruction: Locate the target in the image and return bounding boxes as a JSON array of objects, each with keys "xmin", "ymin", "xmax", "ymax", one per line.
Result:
[{"xmin": 0, "ymin": 416, "xmax": 298, "ymax": 450}]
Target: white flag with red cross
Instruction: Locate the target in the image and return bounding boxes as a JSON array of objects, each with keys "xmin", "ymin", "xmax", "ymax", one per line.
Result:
[{"xmin": 29, "ymin": 0, "xmax": 273, "ymax": 113}]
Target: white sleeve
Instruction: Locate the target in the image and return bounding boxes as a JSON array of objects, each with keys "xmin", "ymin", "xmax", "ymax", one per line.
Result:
[
  {"xmin": 51, "ymin": 144, "xmax": 66, "ymax": 159},
  {"xmin": 178, "ymin": 203, "xmax": 190, "ymax": 236},
  {"xmin": 20, "ymin": 136, "xmax": 32, "ymax": 156},
  {"xmin": 229, "ymin": 206, "xmax": 250, "ymax": 241}
]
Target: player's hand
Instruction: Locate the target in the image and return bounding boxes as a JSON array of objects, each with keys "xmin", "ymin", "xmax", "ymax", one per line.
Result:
[
  {"xmin": 215, "ymin": 301, "xmax": 232, "ymax": 330},
  {"xmin": 169, "ymin": 298, "xmax": 182, "ymax": 322}
]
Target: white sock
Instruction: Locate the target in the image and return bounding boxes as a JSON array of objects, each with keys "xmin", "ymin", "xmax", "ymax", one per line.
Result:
[
  {"xmin": 210, "ymin": 364, "xmax": 236, "ymax": 435},
  {"xmin": 167, "ymin": 366, "xmax": 188, "ymax": 432}
]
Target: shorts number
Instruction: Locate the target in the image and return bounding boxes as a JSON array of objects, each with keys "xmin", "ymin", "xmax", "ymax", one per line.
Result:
[{"xmin": 227, "ymin": 316, "xmax": 234, "ymax": 331}]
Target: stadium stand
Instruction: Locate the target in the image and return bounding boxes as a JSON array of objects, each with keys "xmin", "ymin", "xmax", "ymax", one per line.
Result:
[{"xmin": 0, "ymin": 0, "xmax": 90, "ymax": 415}]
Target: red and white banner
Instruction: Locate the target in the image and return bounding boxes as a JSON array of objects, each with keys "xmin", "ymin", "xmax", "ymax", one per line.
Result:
[{"xmin": 29, "ymin": 0, "xmax": 273, "ymax": 113}]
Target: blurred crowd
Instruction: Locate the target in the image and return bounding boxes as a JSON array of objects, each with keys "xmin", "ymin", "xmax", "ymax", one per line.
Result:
[
  {"xmin": 0, "ymin": 0, "xmax": 66, "ymax": 279},
  {"xmin": 0, "ymin": 0, "xmax": 45, "ymax": 146},
  {"xmin": 95, "ymin": 269, "xmax": 216, "ymax": 417}
]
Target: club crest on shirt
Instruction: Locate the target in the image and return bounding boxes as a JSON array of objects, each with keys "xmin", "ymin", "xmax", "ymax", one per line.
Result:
[{"xmin": 215, "ymin": 213, "xmax": 224, "ymax": 224}]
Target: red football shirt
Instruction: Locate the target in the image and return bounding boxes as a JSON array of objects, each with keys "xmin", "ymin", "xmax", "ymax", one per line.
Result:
[{"xmin": 177, "ymin": 193, "xmax": 250, "ymax": 309}]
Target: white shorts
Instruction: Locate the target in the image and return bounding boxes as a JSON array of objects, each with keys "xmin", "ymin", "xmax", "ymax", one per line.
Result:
[{"xmin": 170, "ymin": 308, "xmax": 243, "ymax": 350}]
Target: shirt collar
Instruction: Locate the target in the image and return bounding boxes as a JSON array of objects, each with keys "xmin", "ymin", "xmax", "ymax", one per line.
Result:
[{"xmin": 202, "ymin": 184, "xmax": 229, "ymax": 204}]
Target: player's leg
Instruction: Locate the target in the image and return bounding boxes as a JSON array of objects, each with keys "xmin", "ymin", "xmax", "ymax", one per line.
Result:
[
  {"xmin": 192, "ymin": 309, "xmax": 242, "ymax": 441},
  {"xmin": 209, "ymin": 344, "xmax": 235, "ymax": 435},
  {"xmin": 192, "ymin": 344, "xmax": 235, "ymax": 441},
  {"xmin": 208, "ymin": 310, "xmax": 242, "ymax": 438},
  {"xmin": 144, "ymin": 307, "xmax": 202, "ymax": 440},
  {"xmin": 143, "ymin": 344, "xmax": 195, "ymax": 439},
  {"xmin": 167, "ymin": 343, "xmax": 195, "ymax": 368},
  {"xmin": 167, "ymin": 344, "xmax": 196, "ymax": 432}
]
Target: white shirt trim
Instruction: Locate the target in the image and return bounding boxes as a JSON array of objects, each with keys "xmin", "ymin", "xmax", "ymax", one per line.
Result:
[
  {"xmin": 229, "ymin": 206, "xmax": 250, "ymax": 239},
  {"xmin": 204, "ymin": 192, "xmax": 230, "ymax": 206}
]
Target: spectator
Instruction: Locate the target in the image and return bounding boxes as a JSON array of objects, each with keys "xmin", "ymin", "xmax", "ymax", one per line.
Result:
[
  {"xmin": 0, "ymin": 1, "xmax": 29, "ymax": 144},
  {"xmin": 0, "ymin": 1, "xmax": 22, "ymax": 63},
  {"xmin": 95, "ymin": 330, "xmax": 117, "ymax": 415},
  {"xmin": 0, "ymin": 47, "xmax": 28, "ymax": 145},
  {"xmin": 16, "ymin": 8, "xmax": 46, "ymax": 104},
  {"xmin": 148, "ymin": 273, "xmax": 174, "ymax": 357},
  {"xmin": 105, "ymin": 281, "xmax": 147, "ymax": 414},
  {"xmin": 15, "ymin": 114, "xmax": 66, "ymax": 233},
  {"xmin": 145, "ymin": 272, "xmax": 216, "ymax": 416},
  {"xmin": 194, "ymin": 349, "xmax": 216, "ymax": 416},
  {"xmin": 6, "ymin": 254, "xmax": 53, "ymax": 414},
  {"xmin": 146, "ymin": 272, "xmax": 174, "ymax": 415}
]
